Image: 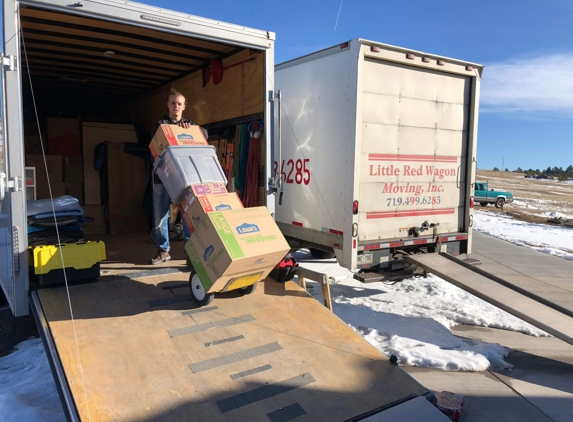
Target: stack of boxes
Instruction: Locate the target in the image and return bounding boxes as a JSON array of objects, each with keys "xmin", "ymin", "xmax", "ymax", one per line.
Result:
[{"xmin": 150, "ymin": 124, "xmax": 289, "ymax": 295}]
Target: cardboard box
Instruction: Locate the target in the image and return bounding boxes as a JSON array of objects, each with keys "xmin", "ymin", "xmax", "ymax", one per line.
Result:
[
  {"xmin": 82, "ymin": 205, "xmax": 107, "ymax": 235},
  {"xmin": 47, "ymin": 118, "xmax": 81, "ymax": 156},
  {"xmin": 106, "ymin": 143, "xmax": 147, "ymax": 235},
  {"xmin": 185, "ymin": 207, "xmax": 290, "ymax": 294},
  {"xmin": 63, "ymin": 156, "xmax": 84, "ymax": 183},
  {"xmin": 24, "ymin": 135, "xmax": 45, "ymax": 155},
  {"xmin": 36, "ymin": 182, "xmax": 65, "ymax": 199},
  {"xmin": 65, "ymin": 183, "xmax": 84, "ymax": 204},
  {"xmin": 149, "ymin": 124, "xmax": 208, "ymax": 160},
  {"xmin": 26, "ymin": 155, "xmax": 63, "ymax": 183},
  {"xmin": 182, "ymin": 193, "xmax": 243, "ymax": 235},
  {"xmin": 179, "ymin": 182, "xmax": 228, "ymax": 214}
]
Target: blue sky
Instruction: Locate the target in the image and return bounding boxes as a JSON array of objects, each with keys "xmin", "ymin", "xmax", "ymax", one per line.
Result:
[{"xmin": 3, "ymin": 0, "xmax": 573, "ymax": 170}]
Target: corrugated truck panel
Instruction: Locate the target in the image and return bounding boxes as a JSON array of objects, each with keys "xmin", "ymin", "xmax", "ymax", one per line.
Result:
[{"xmin": 358, "ymin": 57, "xmax": 471, "ymax": 241}]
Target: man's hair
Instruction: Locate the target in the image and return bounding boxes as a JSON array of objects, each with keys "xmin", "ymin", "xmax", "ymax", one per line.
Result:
[{"xmin": 168, "ymin": 89, "xmax": 186, "ymax": 104}]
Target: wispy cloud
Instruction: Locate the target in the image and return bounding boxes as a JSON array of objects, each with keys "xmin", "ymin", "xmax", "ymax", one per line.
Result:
[{"xmin": 481, "ymin": 53, "xmax": 573, "ymax": 115}]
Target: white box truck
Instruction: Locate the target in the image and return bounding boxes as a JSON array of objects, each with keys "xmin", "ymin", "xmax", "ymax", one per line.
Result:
[{"xmin": 273, "ymin": 39, "xmax": 482, "ymax": 281}]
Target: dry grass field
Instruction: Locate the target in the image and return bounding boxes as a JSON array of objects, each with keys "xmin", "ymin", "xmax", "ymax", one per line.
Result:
[{"xmin": 476, "ymin": 169, "xmax": 573, "ymax": 224}]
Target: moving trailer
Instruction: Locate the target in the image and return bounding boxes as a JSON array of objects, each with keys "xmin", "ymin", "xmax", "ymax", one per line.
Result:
[
  {"xmin": 1, "ymin": 0, "xmax": 276, "ymax": 317},
  {"xmin": 274, "ymin": 39, "xmax": 482, "ymax": 281},
  {"xmin": 1, "ymin": 2, "xmax": 446, "ymax": 421}
]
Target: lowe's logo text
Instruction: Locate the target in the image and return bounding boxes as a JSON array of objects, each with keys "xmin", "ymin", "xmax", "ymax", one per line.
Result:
[
  {"xmin": 203, "ymin": 245, "xmax": 214, "ymax": 261},
  {"xmin": 177, "ymin": 134, "xmax": 194, "ymax": 140},
  {"xmin": 215, "ymin": 204, "xmax": 232, "ymax": 211},
  {"xmin": 236, "ymin": 223, "xmax": 260, "ymax": 234}
]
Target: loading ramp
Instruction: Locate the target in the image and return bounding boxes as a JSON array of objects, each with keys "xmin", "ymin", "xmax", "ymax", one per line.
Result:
[
  {"xmin": 405, "ymin": 253, "xmax": 573, "ymax": 346},
  {"xmin": 30, "ymin": 267, "xmax": 447, "ymax": 421}
]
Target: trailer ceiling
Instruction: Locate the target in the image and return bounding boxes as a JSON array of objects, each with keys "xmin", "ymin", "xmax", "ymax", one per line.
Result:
[{"xmin": 19, "ymin": 6, "xmax": 246, "ymax": 115}]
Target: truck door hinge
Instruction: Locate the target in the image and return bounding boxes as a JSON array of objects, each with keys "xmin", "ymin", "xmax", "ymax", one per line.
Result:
[
  {"xmin": 8, "ymin": 176, "xmax": 22, "ymax": 192},
  {"xmin": 0, "ymin": 174, "xmax": 21, "ymax": 200},
  {"xmin": 1, "ymin": 55, "xmax": 17, "ymax": 71}
]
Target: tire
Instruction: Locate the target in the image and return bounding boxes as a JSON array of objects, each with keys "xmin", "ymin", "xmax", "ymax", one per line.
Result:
[
  {"xmin": 241, "ymin": 282, "xmax": 258, "ymax": 295},
  {"xmin": 495, "ymin": 197, "xmax": 505, "ymax": 208},
  {"xmin": 309, "ymin": 248, "xmax": 335, "ymax": 259},
  {"xmin": 189, "ymin": 270, "xmax": 214, "ymax": 307},
  {"xmin": 479, "ymin": 202, "xmax": 488, "ymax": 207}
]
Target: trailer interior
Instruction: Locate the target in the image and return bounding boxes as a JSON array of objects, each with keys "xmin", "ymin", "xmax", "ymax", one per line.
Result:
[{"xmin": 20, "ymin": 4, "xmax": 268, "ymax": 276}]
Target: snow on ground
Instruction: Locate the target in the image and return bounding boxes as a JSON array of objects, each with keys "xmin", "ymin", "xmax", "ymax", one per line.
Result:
[
  {"xmin": 473, "ymin": 210, "xmax": 573, "ymax": 259},
  {"xmin": 294, "ymin": 255, "xmax": 546, "ymax": 372},
  {"xmin": 0, "ymin": 339, "xmax": 65, "ymax": 422},
  {"xmin": 3, "ymin": 210, "xmax": 572, "ymax": 420}
]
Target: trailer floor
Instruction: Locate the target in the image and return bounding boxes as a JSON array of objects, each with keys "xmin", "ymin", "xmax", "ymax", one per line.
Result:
[{"xmin": 35, "ymin": 235, "xmax": 438, "ymax": 421}]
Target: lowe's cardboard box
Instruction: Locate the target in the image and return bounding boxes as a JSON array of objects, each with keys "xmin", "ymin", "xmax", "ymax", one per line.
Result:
[
  {"xmin": 185, "ymin": 207, "xmax": 290, "ymax": 294},
  {"xmin": 180, "ymin": 182, "xmax": 228, "ymax": 214},
  {"xmin": 150, "ymin": 124, "xmax": 208, "ymax": 160},
  {"xmin": 182, "ymin": 192, "xmax": 244, "ymax": 235}
]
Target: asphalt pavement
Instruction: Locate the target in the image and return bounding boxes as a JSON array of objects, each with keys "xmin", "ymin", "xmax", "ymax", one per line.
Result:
[{"xmin": 405, "ymin": 231, "xmax": 573, "ymax": 422}]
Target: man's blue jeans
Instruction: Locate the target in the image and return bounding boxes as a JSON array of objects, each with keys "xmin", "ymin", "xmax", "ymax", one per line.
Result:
[{"xmin": 153, "ymin": 184, "xmax": 190, "ymax": 252}]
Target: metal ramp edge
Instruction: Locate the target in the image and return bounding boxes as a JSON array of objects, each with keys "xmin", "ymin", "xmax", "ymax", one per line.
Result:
[
  {"xmin": 30, "ymin": 291, "xmax": 79, "ymax": 422},
  {"xmin": 404, "ymin": 253, "xmax": 573, "ymax": 346}
]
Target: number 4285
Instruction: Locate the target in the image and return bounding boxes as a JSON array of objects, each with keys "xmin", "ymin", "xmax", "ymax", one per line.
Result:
[{"xmin": 274, "ymin": 159, "xmax": 310, "ymax": 185}]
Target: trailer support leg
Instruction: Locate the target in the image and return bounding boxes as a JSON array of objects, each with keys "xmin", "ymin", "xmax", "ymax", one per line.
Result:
[{"xmin": 296, "ymin": 267, "xmax": 332, "ymax": 311}]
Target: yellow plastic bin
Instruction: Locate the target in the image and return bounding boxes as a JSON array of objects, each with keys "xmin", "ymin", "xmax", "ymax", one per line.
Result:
[{"xmin": 28, "ymin": 241, "xmax": 106, "ymax": 286}]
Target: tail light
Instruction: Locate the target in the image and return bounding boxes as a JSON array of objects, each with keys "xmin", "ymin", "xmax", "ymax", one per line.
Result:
[
  {"xmin": 353, "ymin": 200, "xmax": 359, "ymax": 214},
  {"xmin": 470, "ymin": 196, "xmax": 474, "ymax": 208}
]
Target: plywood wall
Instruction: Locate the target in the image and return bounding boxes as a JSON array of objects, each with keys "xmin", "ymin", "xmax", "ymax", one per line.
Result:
[{"xmin": 129, "ymin": 49, "xmax": 265, "ymax": 131}]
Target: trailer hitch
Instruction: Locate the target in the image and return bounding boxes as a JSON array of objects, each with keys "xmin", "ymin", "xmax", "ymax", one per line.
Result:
[{"xmin": 408, "ymin": 220, "xmax": 439, "ymax": 237}]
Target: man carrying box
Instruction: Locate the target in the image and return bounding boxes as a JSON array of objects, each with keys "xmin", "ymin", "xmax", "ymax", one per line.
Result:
[{"xmin": 151, "ymin": 89, "xmax": 208, "ymax": 265}]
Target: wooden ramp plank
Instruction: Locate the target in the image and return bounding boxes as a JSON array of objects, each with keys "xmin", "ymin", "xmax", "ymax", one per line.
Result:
[
  {"xmin": 38, "ymin": 273, "xmax": 429, "ymax": 422},
  {"xmin": 406, "ymin": 253, "xmax": 573, "ymax": 346}
]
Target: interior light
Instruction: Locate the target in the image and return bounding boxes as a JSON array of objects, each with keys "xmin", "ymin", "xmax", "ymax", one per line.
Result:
[{"xmin": 103, "ymin": 51, "xmax": 115, "ymax": 58}]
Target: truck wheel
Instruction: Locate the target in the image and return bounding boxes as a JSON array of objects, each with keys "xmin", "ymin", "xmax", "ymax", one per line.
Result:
[
  {"xmin": 495, "ymin": 198, "xmax": 505, "ymax": 208},
  {"xmin": 309, "ymin": 248, "xmax": 335, "ymax": 259},
  {"xmin": 241, "ymin": 282, "xmax": 258, "ymax": 296},
  {"xmin": 479, "ymin": 202, "xmax": 488, "ymax": 207},
  {"xmin": 189, "ymin": 270, "xmax": 214, "ymax": 307}
]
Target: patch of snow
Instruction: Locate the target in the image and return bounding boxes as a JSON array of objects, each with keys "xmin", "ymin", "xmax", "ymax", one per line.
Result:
[
  {"xmin": 473, "ymin": 210, "xmax": 573, "ymax": 259},
  {"xmin": 0, "ymin": 339, "xmax": 65, "ymax": 422}
]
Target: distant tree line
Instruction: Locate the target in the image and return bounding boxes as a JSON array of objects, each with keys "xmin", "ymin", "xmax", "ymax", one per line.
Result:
[{"xmin": 491, "ymin": 165, "xmax": 573, "ymax": 182}]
